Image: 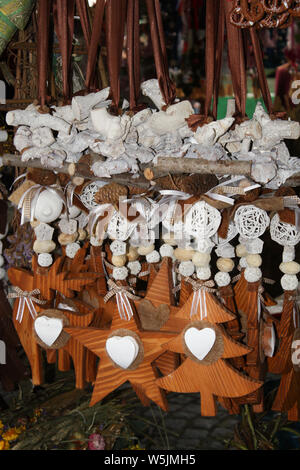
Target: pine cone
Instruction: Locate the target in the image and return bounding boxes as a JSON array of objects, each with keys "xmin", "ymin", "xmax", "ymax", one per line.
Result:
[
  {"xmin": 94, "ymin": 183, "xmax": 128, "ymax": 206},
  {"xmin": 156, "ymin": 174, "xmax": 218, "ymax": 196},
  {"xmin": 27, "ymin": 168, "xmax": 57, "ymax": 186}
]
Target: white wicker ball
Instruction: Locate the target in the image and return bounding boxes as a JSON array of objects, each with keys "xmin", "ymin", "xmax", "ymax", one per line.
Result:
[
  {"xmin": 196, "ymin": 266, "xmax": 211, "ymax": 281},
  {"xmin": 66, "ymin": 242, "xmax": 81, "ymax": 259},
  {"xmin": 185, "ymin": 201, "xmax": 221, "ymax": 239},
  {"xmin": 178, "ymin": 260, "xmax": 195, "ymax": 277},
  {"xmin": 244, "ymin": 267, "xmax": 262, "ymax": 283},
  {"xmin": 110, "ymin": 240, "xmax": 126, "ymax": 256},
  {"xmin": 280, "ymin": 274, "xmax": 298, "ymax": 291},
  {"xmin": 112, "ymin": 266, "xmax": 128, "ymax": 281},
  {"xmin": 234, "ymin": 205, "xmax": 270, "ymax": 239},
  {"xmin": 159, "ymin": 244, "xmax": 174, "ymax": 258},
  {"xmin": 38, "ymin": 253, "xmax": 53, "ymax": 267},
  {"xmin": 214, "ymin": 271, "xmax": 231, "ymax": 287},
  {"xmin": 270, "ymin": 213, "xmax": 300, "ymax": 247},
  {"xmin": 127, "ymin": 260, "xmax": 142, "ymax": 276},
  {"xmin": 80, "ymin": 181, "xmax": 107, "ymax": 210},
  {"xmin": 146, "ymin": 250, "xmax": 160, "ymax": 264}
]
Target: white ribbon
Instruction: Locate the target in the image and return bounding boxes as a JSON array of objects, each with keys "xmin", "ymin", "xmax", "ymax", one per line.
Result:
[
  {"xmin": 88, "ymin": 203, "xmax": 113, "ymax": 236},
  {"xmin": 190, "ymin": 288, "xmax": 207, "ymax": 319},
  {"xmin": 115, "ymin": 292, "xmax": 133, "ymax": 321},
  {"xmin": 7, "ymin": 287, "xmax": 46, "ymax": 323}
]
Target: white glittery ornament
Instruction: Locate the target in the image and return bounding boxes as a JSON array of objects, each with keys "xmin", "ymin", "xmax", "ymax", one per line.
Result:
[
  {"xmin": 146, "ymin": 250, "xmax": 160, "ymax": 264},
  {"xmin": 244, "ymin": 267, "xmax": 262, "ymax": 283},
  {"xmin": 66, "ymin": 242, "xmax": 81, "ymax": 259},
  {"xmin": 214, "ymin": 271, "xmax": 231, "ymax": 287},
  {"xmin": 234, "ymin": 205, "xmax": 270, "ymax": 239},
  {"xmin": 270, "ymin": 213, "xmax": 300, "ymax": 247},
  {"xmin": 196, "ymin": 266, "xmax": 211, "ymax": 280},
  {"xmin": 38, "ymin": 253, "xmax": 53, "ymax": 267},
  {"xmin": 280, "ymin": 274, "xmax": 298, "ymax": 291},
  {"xmin": 127, "ymin": 260, "xmax": 142, "ymax": 275},
  {"xmin": 178, "ymin": 260, "xmax": 195, "ymax": 277},
  {"xmin": 159, "ymin": 244, "xmax": 174, "ymax": 258},
  {"xmin": 113, "ymin": 266, "xmax": 128, "ymax": 280},
  {"xmin": 110, "ymin": 240, "xmax": 126, "ymax": 256}
]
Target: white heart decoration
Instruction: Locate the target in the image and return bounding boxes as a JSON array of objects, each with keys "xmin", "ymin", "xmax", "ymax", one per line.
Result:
[
  {"xmin": 106, "ymin": 336, "xmax": 139, "ymax": 369},
  {"xmin": 34, "ymin": 316, "xmax": 63, "ymax": 347},
  {"xmin": 184, "ymin": 327, "xmax": 216, "ymax": 361}
]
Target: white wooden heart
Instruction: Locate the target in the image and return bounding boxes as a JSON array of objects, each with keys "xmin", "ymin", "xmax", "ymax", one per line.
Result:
[
  {"xmin": 34, "ymin": 316, "xmax": 63, "ymax": 347},
  {"xmin": 184, "ymin": 327, "xmax": 216, "ymax": 361},
  {"xmin": 106, "ymin": 336, "xmax": 139, "ymax": 369}
]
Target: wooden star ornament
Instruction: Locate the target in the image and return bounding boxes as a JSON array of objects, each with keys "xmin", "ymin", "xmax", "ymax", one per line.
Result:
[{"xmin": 65, "ymin": 283, "xmax": 177, "ymax": 410}]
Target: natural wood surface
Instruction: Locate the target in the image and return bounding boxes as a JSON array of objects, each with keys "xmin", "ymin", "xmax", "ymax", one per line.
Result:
[{"xmin": 65, "ymin": 300, "xmax": 176, "ymax": 409}]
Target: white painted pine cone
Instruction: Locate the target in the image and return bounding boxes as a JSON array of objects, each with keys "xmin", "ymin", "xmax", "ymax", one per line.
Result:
[
  {"xmin": 110, "ymin": 240, "xmax": 126, "ymax": 256},
  {"xmin": 196, "ymin": 266, "xmax": 211, "ymax": 281},
  {"xmin": 281, "ymin": 274, "xmax": 298, "ymax": 291},
  {"xmin": 127, "ymin": 261, "xmax": 141, "ymax": 276},
  {"xmin": 38, "ymin": 253, "xmax": 53, "ymax": 267},
  {"xmin": 113, "ymin": 266, "xmax": 128, "ymax": 281},
  {"xmin": 178, "ymin": 261, "xmax": 195, "ymax": 277},
  {"xmin": 146, "ymin": 250, "xmax": 160, "ymax": 264},
  {"xmin": 159, "ymin": 244, "xmax": 174, "ymax": 258},
  {"xmin": 66, "ymin": 242, "xmax": 81, "ymax": 259},
  {"xmin": 214, "ymin": 271, "xmax": 231, "ymax": 287},
  {"xmin": 244, "ymin": 267, "xmax": 262, "ymax": 283}
]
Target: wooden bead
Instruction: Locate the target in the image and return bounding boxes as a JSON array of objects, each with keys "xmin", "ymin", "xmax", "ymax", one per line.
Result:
[
  {"xmin": 112, "ymin": 254, "xmax": 127, "ymax": 267},
  {"xmin": 77, "ymin": 228, "xmax": 87, "ymax": 241},
  {"xmin": 236, "ymin": 244, "xmax": 248, "ymax": 258},
  {"xmin": 58, "ymin": 232, "xmax": 78, "ymax": 246},
  {"xmin": 279, "ymin": 261, "xmax": 300, "ymax": 275},
  {"xmin": 174, "ymin": 247, "xmax": 195, "ymax": 261},
  {"xmin": 127, "ymin": 246, "xmax": 139, "ymax": 262},
  {"xmin": 137, "ymin": 244, "xmax": 155, "ymax": 256},
  {"xmin": 246, "ymin": 254, "xmax": 262, "ymax": 268},
  {"xmin": 192, "ymin": 252, "xmax": 210, "ymax": 267},
  {"xmin": 216, "ymin": 258, "xmax": 234, "ymax": 273},
  {"xmin": 33, "ymin": 240, "xmax": 56, "ymax": 254}
]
